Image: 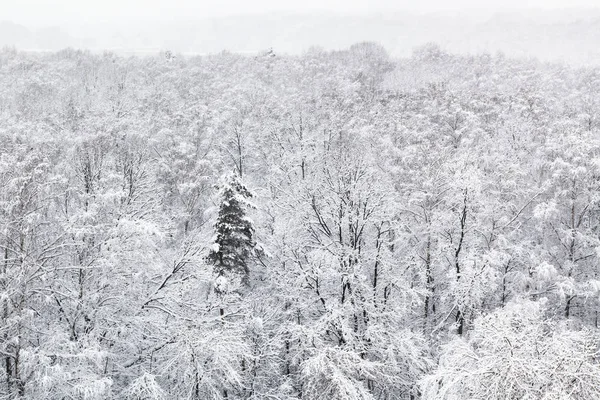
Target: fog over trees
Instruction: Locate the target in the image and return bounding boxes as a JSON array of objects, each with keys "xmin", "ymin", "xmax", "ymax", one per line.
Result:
[
  {"xmin": 2, "ymin": 8, "xmax": 600, "ymax": 65},
  {"xmin": 0, "ymin": 30, "xmax": 600, "ymax": 399}
]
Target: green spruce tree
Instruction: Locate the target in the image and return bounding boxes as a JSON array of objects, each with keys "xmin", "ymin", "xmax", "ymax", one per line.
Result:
[{"xmin": 208, "ymin": 172, "xmax": 255, "ymax": 294}]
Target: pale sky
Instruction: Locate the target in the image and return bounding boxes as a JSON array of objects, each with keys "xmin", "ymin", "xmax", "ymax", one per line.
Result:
[{"xmin": 3, "ymin": 0, "xmax": 600, "ymax": 25}]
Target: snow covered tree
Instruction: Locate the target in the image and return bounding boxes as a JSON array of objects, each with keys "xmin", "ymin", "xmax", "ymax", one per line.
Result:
[
  {"xmin": 421, "ymin": 299, "xmax": 600, "ymax": 400},
  {"xmin": 208, "ymin": 172, "xmax": 255, "ymax": 294},
  {"xmin": 2, "ymin": 42, "xmax": 600, "ymax": 399}
]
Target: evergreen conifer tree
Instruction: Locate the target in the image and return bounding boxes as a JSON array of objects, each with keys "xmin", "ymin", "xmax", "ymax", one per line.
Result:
[{"xmin": 208, "ymin": 172, "xmax": 255, "ymax": 294}]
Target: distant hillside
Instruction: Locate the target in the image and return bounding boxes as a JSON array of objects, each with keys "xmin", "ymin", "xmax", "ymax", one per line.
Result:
[
  {"xmin": 2, "ymin": 9, "xmax": 600, "ymax": 64},
  {"xmin": 0, "ymin": 21, "xmax": 78, "ymax": 51},
  {"xmin": 0, "ymin": 21, "xmax": 34, "ymax": 48}
]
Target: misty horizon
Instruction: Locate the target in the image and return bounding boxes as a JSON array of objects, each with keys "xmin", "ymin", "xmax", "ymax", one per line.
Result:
[
  {"xmin": 3, "ymin": 0, "xmax": 600, "ymax": 25},
  {"xmin": 2, "ymin": 7, "xmax": 600, "ymax": 66}
]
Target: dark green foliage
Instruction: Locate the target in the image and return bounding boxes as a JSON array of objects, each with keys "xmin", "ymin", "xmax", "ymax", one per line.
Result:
[{"xmin": 208, "ymin": 172, "xmax": 255, "ymax": 292}]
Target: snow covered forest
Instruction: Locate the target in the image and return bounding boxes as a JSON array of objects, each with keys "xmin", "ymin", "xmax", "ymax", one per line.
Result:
[{"xmin": 1, "ymin": 42, "xmax": 600, "ymax": 399}]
